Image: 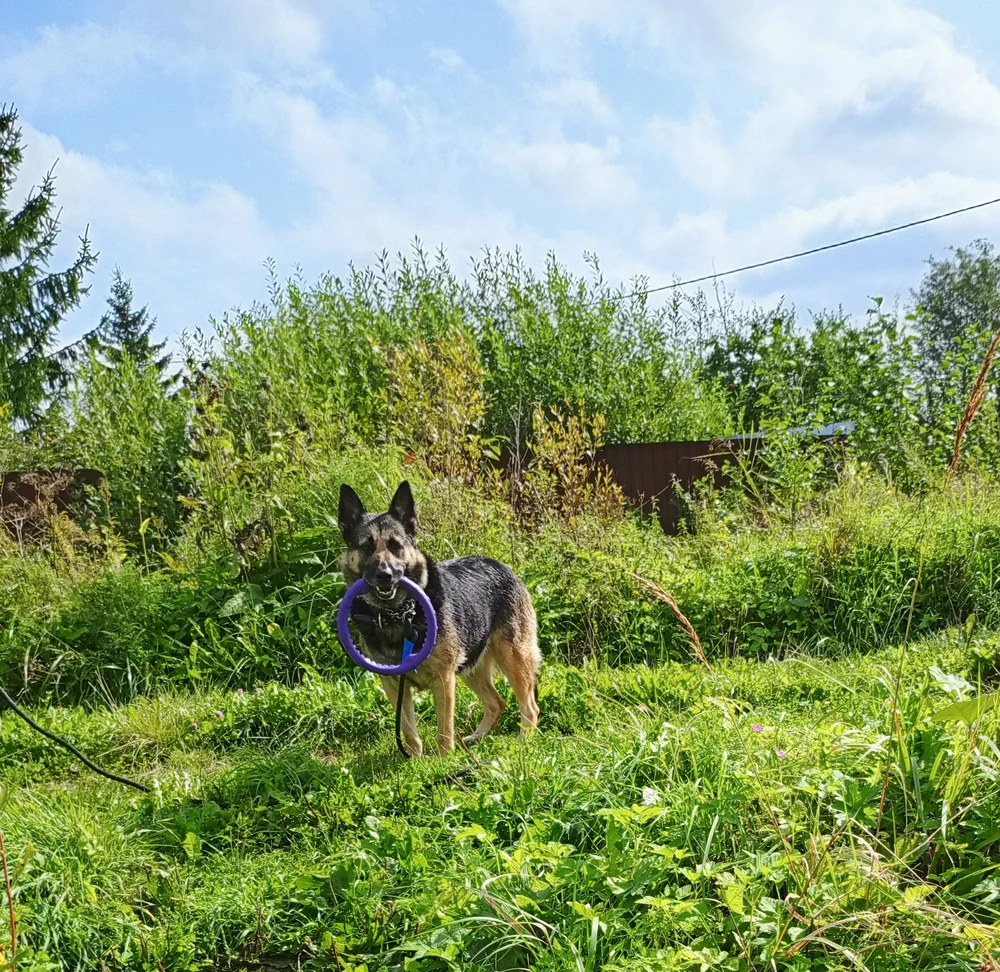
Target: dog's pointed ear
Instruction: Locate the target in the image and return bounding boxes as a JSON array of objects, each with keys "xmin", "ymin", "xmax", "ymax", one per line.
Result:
[
  {"xmin": 338, "ymin": 484, "xmax": 366, "ymax": 538},
  {"xmin": 389, "ymin": 481, "xmax": 417, "ymax": 537}
]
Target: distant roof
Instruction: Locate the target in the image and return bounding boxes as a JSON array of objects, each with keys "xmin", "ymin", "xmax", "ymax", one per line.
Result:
[{"xmin": 727, "ymin": 419, "xmax": 856, "ymax": 442}]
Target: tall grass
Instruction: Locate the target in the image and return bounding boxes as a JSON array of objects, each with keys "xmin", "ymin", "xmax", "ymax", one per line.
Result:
[{"xmin": 4, "ymin": 461, "xmax": 1000, "ymax": 703}]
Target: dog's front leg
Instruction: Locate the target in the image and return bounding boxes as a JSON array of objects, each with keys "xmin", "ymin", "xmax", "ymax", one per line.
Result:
[
  {"xmin": 380, "ymin": 675, "xmax": 423, "ymax": 757},
  {"xmin": 431, "ymin": 674, "xmax": 456, "ymax": 755}
]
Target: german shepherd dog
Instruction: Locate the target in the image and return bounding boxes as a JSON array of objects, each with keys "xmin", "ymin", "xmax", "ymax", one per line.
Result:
[{"xmin": 337, "ymin": 481, "xmax": 541, "ymax": 756}]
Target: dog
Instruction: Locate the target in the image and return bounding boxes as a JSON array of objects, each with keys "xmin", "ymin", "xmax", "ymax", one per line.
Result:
[{"xmin": 337, "ymin": 481, "xmax": 541, "ymax": 756}]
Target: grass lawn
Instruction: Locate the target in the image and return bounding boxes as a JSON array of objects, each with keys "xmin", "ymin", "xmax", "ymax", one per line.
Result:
[{"xmin": 1, "ymin": 629, "xmax": 999, "ymax": 971}]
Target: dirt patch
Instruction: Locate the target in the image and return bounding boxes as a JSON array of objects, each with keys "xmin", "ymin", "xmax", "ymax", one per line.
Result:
[{"xmin": 0, "ymin": 468, "xmax": 103, "ymax": 543}]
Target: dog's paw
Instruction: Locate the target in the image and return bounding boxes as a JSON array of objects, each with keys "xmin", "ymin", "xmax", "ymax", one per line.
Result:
[{"xmin": 461, "ymin": 733, "xmax": 482, "ymax": 747}]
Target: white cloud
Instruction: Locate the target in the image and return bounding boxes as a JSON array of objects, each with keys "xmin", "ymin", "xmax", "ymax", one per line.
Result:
[
  {"xmin": 178, "ymin": 0, "xmax": 325, "ymax": 65},
  {"xmin": 5, "ymin": 0, "xmax": 1000, "ymax": 346},
  {"xmin": 646, "ymin": 112, "xmax": 733, "ymax": 194},
  {"xmin": 132, "ymin": 0, "xmax": 332, "ymax": 70},
  {"xmin": 497, "ymin": 0, "xmax": 1000, "ymax": 306},
  {"xmin": 0, "ymin": 0, "xmax": 358, "ymax": 107},
  {"xmin": 745, "ymin": 173, "xmax": 1000, "ymax": 262},
  {"xmin": 370, "ymin": 75, "xmax": 403, "ymax": 107},
  {"xmin": 528, "ymin": 0, "xmax": 1000, "ymax": 189},
  {"xmin": 630, "ymin": 171, "xmax": 1000, "ymax": 315},
  {"xmin": 488, "ymin": 135, "xmax": 636, "ymax": 207},
  {"xmin": 497, "ymin": 0, "xmax": 627, "ymax": 69},
  {"xmin": 537, "ymin": 78, "xmax": 615, "ymax": 126},
  {"xmin": 230, "ymin": 75, "xmax": 529, "ymax": 261},
  {"xmin": 0, "ymin": 23, "xmax": 149, "ymax": 105},
  {"xmin": 428, "ymin": 46, "xmax": 467, "ymax": 72},
  {"xmin": 233, "ymin": 76, "xmax": 390, "ymax": 208}
]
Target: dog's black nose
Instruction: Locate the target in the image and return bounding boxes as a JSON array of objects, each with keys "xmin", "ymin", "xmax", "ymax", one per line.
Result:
[{"xmin": 374, "ymin": 565, "xmax": 395, "ymax": 588}]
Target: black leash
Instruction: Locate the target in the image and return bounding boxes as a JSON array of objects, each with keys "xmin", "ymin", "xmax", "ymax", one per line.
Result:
[
  {"xmin": 394, "ymin": 672, "xmax": 411, "ymax": 760},
  {"xmin": 0, "ymin": 684, "xmax": 150, "ymax": 793}
]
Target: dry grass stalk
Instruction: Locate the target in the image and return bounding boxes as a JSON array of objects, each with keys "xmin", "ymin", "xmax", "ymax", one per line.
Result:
[
  {"xmin": 629, "ymin": 572, "xmax": 713, "ymax": 673},
  {"xmin": 0, "ymin": 827, "xmax": 15, "ymax": 972},
  {"xmin": 944, "ymin": 322, "xmax": 1000, "ymax": 488}
]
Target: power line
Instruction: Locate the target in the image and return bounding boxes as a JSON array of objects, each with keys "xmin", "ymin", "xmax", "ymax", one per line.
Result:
[{"xmin": 606, "ymin": 194, "xmax": 1000, "ymax": 303}]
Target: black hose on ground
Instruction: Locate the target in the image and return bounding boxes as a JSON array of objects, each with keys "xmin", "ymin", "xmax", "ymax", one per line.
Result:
[{"xmin": 0, "ymin": 684, "xmax": 150, "ymax": 793}]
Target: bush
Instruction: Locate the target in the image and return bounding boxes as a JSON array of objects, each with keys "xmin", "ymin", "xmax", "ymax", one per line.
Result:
[
  {"xmin": 56, "ymin": 350, "xmax": 191, "ymax": 543},
  {"xmin": 2, "ymin": 240, "xmax": 1000, "ymax": 703}
]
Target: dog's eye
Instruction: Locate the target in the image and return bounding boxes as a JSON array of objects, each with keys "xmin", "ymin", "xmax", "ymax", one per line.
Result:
[
  {"xmin": 386, "ymin": 537, "xmax": 402, "ymax": 555},
  {"xmin": 360, "ymin": 537, "xmax": 375, "ymax": 552}
]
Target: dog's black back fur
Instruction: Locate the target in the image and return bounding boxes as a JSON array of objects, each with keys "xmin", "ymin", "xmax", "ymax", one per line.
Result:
[{"xmin": 431, "ymin": 556, "xmax": 524, "ymax": 671}]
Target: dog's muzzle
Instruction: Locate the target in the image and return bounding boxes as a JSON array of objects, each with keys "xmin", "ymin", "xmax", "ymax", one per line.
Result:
[{"xmin": 370, "ymin": 565, "xmax": 400, "ymax": 599}]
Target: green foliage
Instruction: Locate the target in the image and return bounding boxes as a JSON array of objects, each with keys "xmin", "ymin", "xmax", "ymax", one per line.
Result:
[
  {"xmin": 0, "ymin": 402, "xmax": 40, "ymax": 471},
  {"xmin": 473, "ymin": 250, "xmax": 731, "ymax": 446},
  {"xmin": 703, "ymin": 306, "xmax": 806, "ymax": 427},
  {"xmin": 908, "ymin": 240, "xmax": 1000, "ymax": 476},
  {"xmin": 3, "ymin": 222, "xmax": 1000, "ymax": 968},
  {"xmin": 804, "ymin": 302, "xmax": 925, "ymax": 477},
  {"xmin": 191, "ymin": 246, "xmax": 730, "ymax": 471},
  {"xmin": 5, "ymin": 462, "xmax": 1000, "ymax": 700},
  {"xmin": 2, "ymin": 634, "xmax": 1000, "ymax": 969},
  {"xmin": 88, "ymin": 268, "xmax": 175, "ymax": 387},
  {"xmin": 507, "ymin": 403, "xmax": 624, "ymax": 527},
  {"xmin": 704, "ymin": 300, "xmax": 933, "ymax": 485},
  {"xmin": 914, "ymin": 239, "xmax": 1000, "ymax": 422},
  {"xmin": 56, "ymin": 350, "xmax": 191, "ymax": 542},
  {"xmin": 381, "ymin": 321, "xmax": 492, "ymax": 480},
  {"xmin": 2, "ymin": 235, "xmax": 1000, "ymax": 688},
  {"xmin": 195, "ymin": 249, "xmax": 472, "ymax": 455},
  {"xmin": 4, "ymin": 233, "xmax": 995, "ymax": 559},
  {"xmin": 0, "ymin": 105, "xmax": 96, "ymax": 426}
]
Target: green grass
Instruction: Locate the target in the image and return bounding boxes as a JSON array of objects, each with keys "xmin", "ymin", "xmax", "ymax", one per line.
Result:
[
  {"xmin": 4, "ymin": 188, "xmax": 1000, "ymax": 971},
  {"xmin": 2, "ymin": 629, "xmax": 1000, "ymax": 971}
]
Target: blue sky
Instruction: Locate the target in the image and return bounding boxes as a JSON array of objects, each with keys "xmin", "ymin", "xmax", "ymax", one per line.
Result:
[{"xmin": 2, "ymin": 0, "xmax": 1000, "ymax": 347}]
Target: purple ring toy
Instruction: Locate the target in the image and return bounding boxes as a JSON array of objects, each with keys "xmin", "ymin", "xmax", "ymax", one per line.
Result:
[{"xmin": 337, "ymin": 575, "xmax": 438, "ymax": 675}]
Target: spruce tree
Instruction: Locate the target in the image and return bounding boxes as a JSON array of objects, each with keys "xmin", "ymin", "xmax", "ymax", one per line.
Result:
[
  {"xmin": 0, "ymin": 104, "xmax": 97, "ymax": 425},
  {"xmin": 93, "ymin": 267, "xmax": 173, "ymax": 383}
]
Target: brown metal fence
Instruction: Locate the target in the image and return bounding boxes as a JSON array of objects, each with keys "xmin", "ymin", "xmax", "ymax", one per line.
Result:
[
  {"xmin": 595, "ymin": 439, "xmax": 752, "ymax": 534},
  {"xmin": 595, "ymin": 426, "xmax": 852, "ymax": 534}
]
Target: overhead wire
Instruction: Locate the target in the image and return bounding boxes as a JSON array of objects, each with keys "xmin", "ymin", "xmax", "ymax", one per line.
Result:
[{"xmin": 601, "ymin": 195, "xmax": 1000, "ymax": 303}]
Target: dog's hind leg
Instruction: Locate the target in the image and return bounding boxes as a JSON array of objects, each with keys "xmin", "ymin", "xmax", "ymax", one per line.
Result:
[
  {"xmin": 492, "ymin": 632, "xmax": 540, "ymax": 738},
  {"xmin": 379, "ymin": 675, "xmax": 422, "ymax": 757},
  {"xmin": 502, "ymin": 654, "xmax": 540, "ymax": 738},
  {"xmin": 460, "ymin": 659, "xmax": 506, "ymax": 745}
]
